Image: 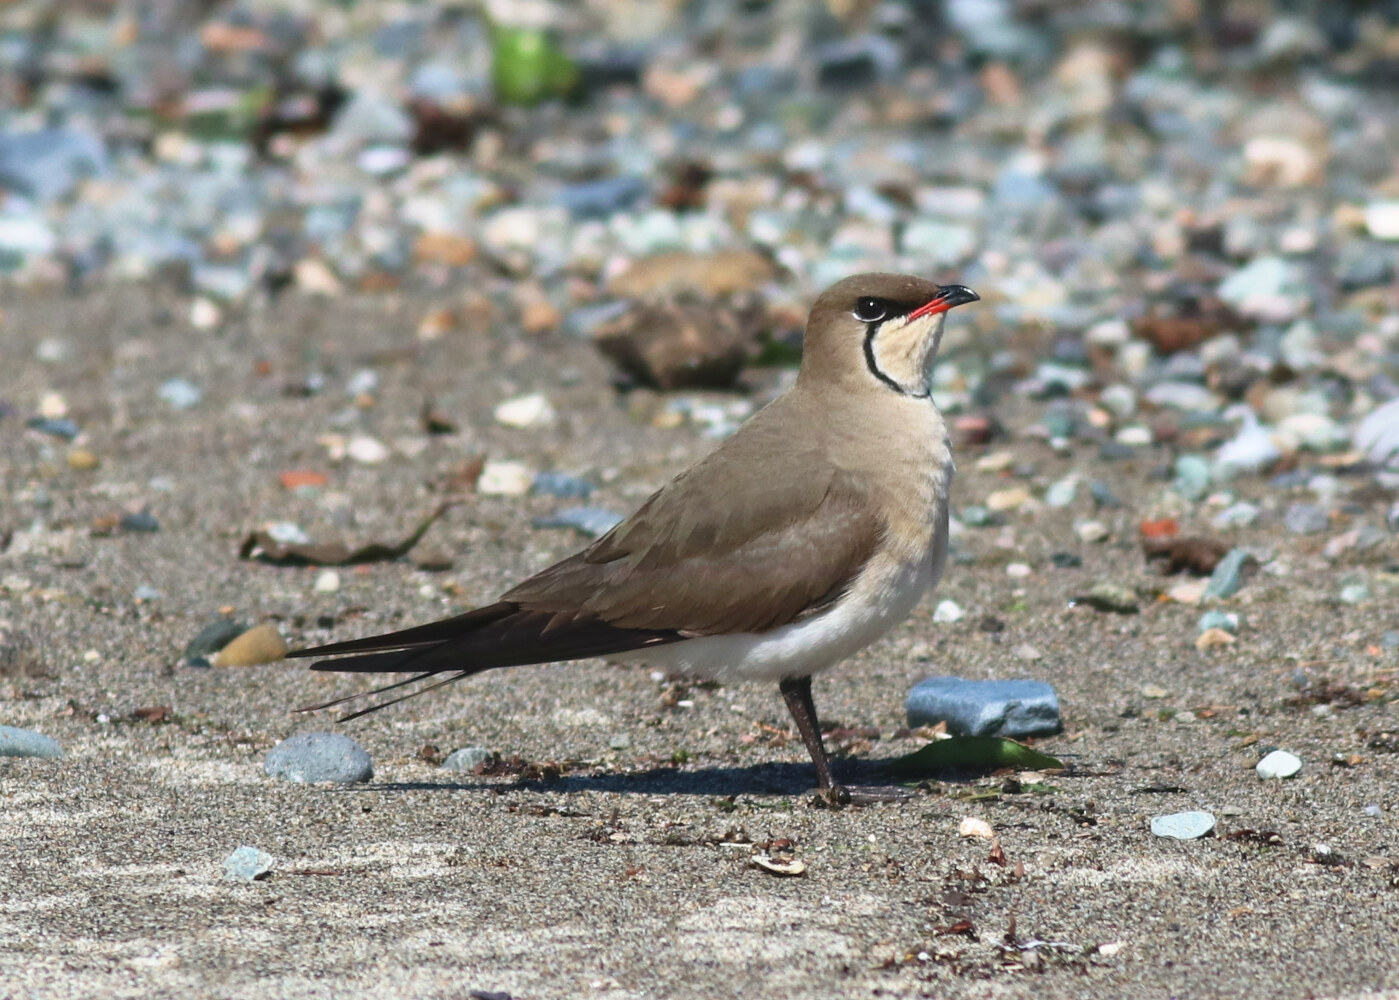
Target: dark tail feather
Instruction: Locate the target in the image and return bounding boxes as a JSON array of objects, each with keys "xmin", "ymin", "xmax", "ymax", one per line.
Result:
[
  {"xmin": 291, "ymin": 607, "xmax": 687, "ymax": 720},
  {"xmin": 337, "ymin": 670, "xmax": 474, "ymax": 721},
  {"xmin": 286, "ymin": 603, "xmax": 517, "ymax": 658},
  {"xmin": 296, "ymin": 670, "xmax": 439, "ymax": 713}
]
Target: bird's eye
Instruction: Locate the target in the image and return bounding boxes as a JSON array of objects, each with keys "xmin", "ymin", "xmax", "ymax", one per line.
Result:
[{"xmin": 854, "ymin": 297, "xmax": 887, "ymax": 323}]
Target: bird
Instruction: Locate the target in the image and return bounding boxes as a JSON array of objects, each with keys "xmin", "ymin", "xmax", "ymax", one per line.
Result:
[{"xmin": 289, "ymin": 273, "xmax": 979, "ymax": 804}]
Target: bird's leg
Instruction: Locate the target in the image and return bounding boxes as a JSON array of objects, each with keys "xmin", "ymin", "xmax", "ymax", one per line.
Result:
[
  {"xmin": 779, "ymin": 676, "xmax": 849, "ymax": 806},
  {"xmin": 779, "ymin": 675, "xmax": 910, "ymax": 808}
]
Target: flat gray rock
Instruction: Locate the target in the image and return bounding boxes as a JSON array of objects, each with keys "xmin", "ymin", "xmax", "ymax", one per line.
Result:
[
  {"xmin": 906, "ymin": 677, "xmax": 1061, "ymax": 737},
  {"xmin": 1151, "ymin": 811, "xmax": 1217, "ymax": 840},
  {"xmin": 263, "ymin": 732, "xmax": 373, "ymax": 784},
  {"xmin": 0, "ymin": 724, "xmax": 63, "ymax": 759},
  {"xmin": 223, "ymin": 845, "xmax": 275, "ymax": 882}
]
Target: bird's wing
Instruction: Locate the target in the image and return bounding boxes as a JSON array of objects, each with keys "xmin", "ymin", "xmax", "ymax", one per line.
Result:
[
  {"xmin": 290, "ymin": 402, "xmax": 882, "ymax": 682},
  {"xmin": 503, "ymin": 421, "xmax": 882, "ymax": 636}
]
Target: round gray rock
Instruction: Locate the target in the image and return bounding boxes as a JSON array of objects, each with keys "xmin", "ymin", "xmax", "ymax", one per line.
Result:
[
  {"xmin": 263, "ymin": 732, "xmax": 373, "ymax": 784},
  {"xmin": 441, "ymin": 746, "xmax": 493, "ymax": 773},
  {"xmin": 0, "ymin": 724, "xmax": 63, "ymax": 759}
]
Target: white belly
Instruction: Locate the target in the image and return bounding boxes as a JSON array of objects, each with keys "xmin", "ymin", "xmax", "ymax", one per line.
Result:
[{"xmin": 630, "ymin": 533, "xmax": 946, "ymax": 684}]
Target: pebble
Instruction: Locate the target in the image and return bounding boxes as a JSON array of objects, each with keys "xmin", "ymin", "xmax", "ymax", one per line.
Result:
[
  {"xmin": 185, "ymin": 619, "xmax": 249, "ymax": 666},
  {"xmin": 1195, "ymin": 627, "xmax": 1236, "ymax": 650},
  {"xmin": 27, "ymin": 417, "xmax": 79, "ymax": 440},
  {"xmin": 346, "ymin": 436, "xmax": 390, "ymax": 465},
  {"xmin": 1283, "ymin": 503, "xmax": 1329, "ymax": 535},
  {"xmin": 932, "ymin": 600, "xmax": 965, "ymax": 624},
  {"xmin": 986, "ymin": 487, "xmax": 1032, "ymax": 512},
  {"xmin": 0, "ymin": 724, "xmax": 63, "ymax": 759},
  {"xmin": 441, "ymin": 746, "xmax": 493, "ymax": 773},
  {"xmin": 532, "ymin": 507, "xmax": 624, "ymax": 538},
  {"xmin": 494, "ymin": 392, "xmax": 556, "ymax": 429},
  {"xmin": 1204, "ymin": 549, "xmax": 1251, "ymax": 600},
  {"xmin": 314, "ymin": 570, "xmax": 341, "ymax": 594},
  {"xmin": 531, "ymin": 472, "xmax": 594, "ymax": 499},
  {"xmin": 157, "ymin": 378, "xmax": 202, "ymax": 410},
  {"xmin": 67, "ymin": 448, "xmax": 99, "ymax": 471},
  {"xmin": 1339, "ymin": 583, "xmax": 1370, "ymax": 605},
  {"xmin": 1364, "ymin": 201, "xmax": 1399, "ymax": 240},
  {"xmin": 210, "ymin": 624, "xmax": 288, "ymax": 667},
  {"xmin": 223, "ymin": 846, "xmax": 275, "ymax": 882},
  {"xmin": 119, "ymin": 511, "xmax": 160, "ymax": 533},
  {"xmin": 1150, "ymin": 811, "xmax": 1216, "ymax": 840},
  {"xmin": 264, "ymin": 732, "xmax": 374, "ymax": 784},
  {"xmin": 478, "ymin": 461, "xmax": 534, "ymax": 497},
  {"xmin": 1081, "ymin": 582, "xmax": 1139, "ymax": 614},
  {"xmin": 1256, "ymin": 749, "xmax": 1302, "ymax": 780},
  {"xmin": 1212, "ymin": 502, "xmax": 1261, "ymax": 528},
  {"xmin": 1075, "ymin": 521, "xmax": 1109, "ymax": 543},
  {"xmin": 906, "ymin": 677, "xmax": 1061, "ymax": 738},
  {"xmin": 1044, "ymin": 477, "xmax": 1078, "ymax": 508},
  {"xmin": 1173, "ymin": 455, "xmax": 1212, "ymax": 501},
  {"xmin": 958, "ymin": 817, "xmax": 995, "ymax": 840},
  {"xmin": 1198, "ymin": 611, "xmax": 1240, "ymax": 635},
  {"xmin": 1355, "ymin": 398, "xmax": 1399, "ymax": 469}
]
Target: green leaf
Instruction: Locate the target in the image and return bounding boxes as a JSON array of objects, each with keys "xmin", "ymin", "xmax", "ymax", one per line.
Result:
[
  {"xmin": 491, "ymin": 26, "xmax": 578, "ymax": 106},
  {"xmin": 884, "ymin": 737, "xmax": 1063, "ymax": 778}
]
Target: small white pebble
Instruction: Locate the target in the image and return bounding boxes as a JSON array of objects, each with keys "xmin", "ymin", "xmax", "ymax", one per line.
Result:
[
  {"xmin": 347, "ymin": 436, "xmax": 389, "ymax": 465},
  {"xmin": 1075, "ymin": 520, "xmax": 1109, "ymax": 543},
  {"xmin": 959, "ymin": 817, "xmax": 995, "ymax": 839},
  {"xmin": 494, "ymin": 392, "xmax": 556, "ymax": 429},
  {"xmin": 1256, "ymin": 749, "xmax": 1302, "ymax": 779},
  {"xmin": 477, "ymin": 460, "xmax": 534, "ymax": 496},
  {"xmin": 189, "ymin": 297, "xmax": 222, "ymax": 330},
  {"xmin": 1005, "ymin": 563, "xmax": 1032, "ymax": 578},
  {"xmin": 314, "ymin": 570, "xmax": 340, "ymax": 594},
  {"xmin": 38, "ymin": 392, "xmax": 68, "ymax": 419},
  {"xmin": 933, "ymin": 599, "xmax": 965, "ymax": 623},
  {"xmin": 82, "ymin": 649, "xmax": 100, "ymax": 663}
]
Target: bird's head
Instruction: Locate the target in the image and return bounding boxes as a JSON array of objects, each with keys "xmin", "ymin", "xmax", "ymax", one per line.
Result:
[{"xmin": 800, "ymin": 273, "xmax": 979, "ymax": 397}]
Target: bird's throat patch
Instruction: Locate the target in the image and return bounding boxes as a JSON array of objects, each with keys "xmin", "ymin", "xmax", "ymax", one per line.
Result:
[{"xmin": 864, "ymin": 314, "xmax": 940, "ymax": 397}]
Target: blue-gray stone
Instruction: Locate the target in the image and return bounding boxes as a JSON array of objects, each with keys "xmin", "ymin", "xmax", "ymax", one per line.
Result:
[
  {"xmin": 119, "ymin": 511, "xmax": 160, "ymax": 533},
  {"xmin": 223, "ymin": 845, "xmax": 275, "ymax": 882},
  {"xmin": 25, "ymin": 417, "xmax": 79, "ymax": 440},
  {"xmin": 532, "ymin": 507, "xmax": 624, "ymax": 538},
  {"xmin": 0, "ymin": 724, "xmax": 63, "ymax": 759},
  {"xmin": 158, "ymin": 378, "xmax": 202, "ymax": 410},
  {"xmin": 906, "ymin": 677, "xmax": 1061, "ymax": 738},
  {"xmin": 556, "ymin": 176, "xmax": 648, "ymax": 219},
  {"xmin": 0, "ymin": 128, "xmax": 108, "ymax": 203},
  {"xmin": 959, "ymin": 505, "xmax": 998, "ymax": 528},
  {"xmin": 1150, "ymin": 811, "xmax": 1216, "ymax": 840},
  {"xmin": 1174, "ymin": 454, "xmax": 1212, "ymax": 501},
  {"xmin": 531, "ymin": 472, "xmax": 594, "ymax": 499},
  {"xmin": 1284, "ymin": 503, "xmax": 1329, "ymax": 535},
  {"xmin": 1198, "ymin": 610, "xmax": 1240, "ymax": 634},
  {"xmin": 442, "ymin": 746, "xmax": 493, "ymax": 773},
  {"xmin": 264, "ymin": 733, "xmax": 373, "ymax": 784},
  {"xmin": 1204, "ymin": 548, "xmax": 1251, "ymax": 600},
  {"xmin": 1089, "ymin": 480, "xmax": 1124, "ymax": 508}
]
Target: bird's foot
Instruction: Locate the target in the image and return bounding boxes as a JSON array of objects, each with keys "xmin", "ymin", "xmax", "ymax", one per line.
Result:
[{"xmin": 811, "ymin": 783, "xmax": 912, "ymax": 809}]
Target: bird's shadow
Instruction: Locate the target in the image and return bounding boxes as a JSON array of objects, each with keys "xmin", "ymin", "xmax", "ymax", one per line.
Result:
[{"xmin": 350, "ymin": 758, "xmax": 902, "ymax": 798}]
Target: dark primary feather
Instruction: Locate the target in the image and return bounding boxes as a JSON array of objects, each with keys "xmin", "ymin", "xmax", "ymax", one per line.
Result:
[{"xmin": 290, "ymin": 390, "xmax": 883, "ymax": 716}]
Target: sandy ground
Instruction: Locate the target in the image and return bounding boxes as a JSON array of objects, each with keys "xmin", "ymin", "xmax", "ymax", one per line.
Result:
[{"xmin": 3, "ymin": 287, "xmax": 1399, "ymax": 1000}]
